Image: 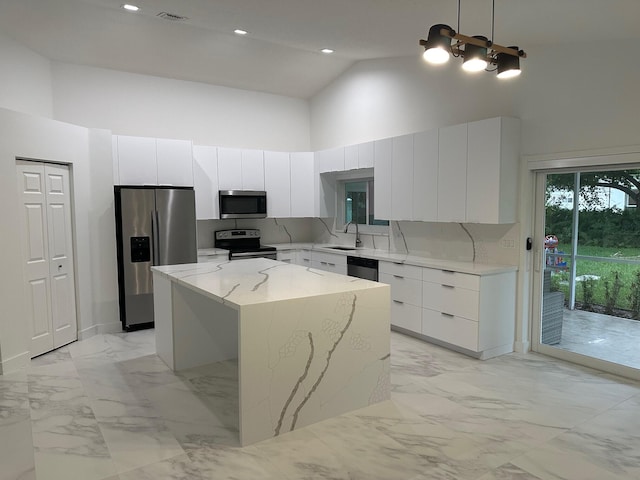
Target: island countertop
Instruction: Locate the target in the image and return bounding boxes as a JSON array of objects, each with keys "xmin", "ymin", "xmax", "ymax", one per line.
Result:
[{"xmin": 151, "ymin": 258, "xmax": 384, "ymax": 310}]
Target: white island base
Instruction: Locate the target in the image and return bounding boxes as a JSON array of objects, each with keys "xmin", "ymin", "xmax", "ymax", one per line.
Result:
[{"xmin": 152, "ymin": 259, "xmax": 390, "ymax": 446}]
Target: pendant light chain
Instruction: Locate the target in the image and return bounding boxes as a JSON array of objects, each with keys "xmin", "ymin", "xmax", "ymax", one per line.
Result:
[{"xmin": 491, "ymin": 0, "xmax": 495, "ymax": 42}]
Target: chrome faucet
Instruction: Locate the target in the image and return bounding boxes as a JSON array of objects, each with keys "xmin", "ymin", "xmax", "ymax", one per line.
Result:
[{"xmin": 344, "ymin": 221, "xmax": 362, "ymax": 247}]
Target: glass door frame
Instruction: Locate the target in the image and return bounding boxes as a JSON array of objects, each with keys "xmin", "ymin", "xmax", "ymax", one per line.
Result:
[{"xmin": 531, "ymin": 168, "xmax": 640, "ymax": 381}]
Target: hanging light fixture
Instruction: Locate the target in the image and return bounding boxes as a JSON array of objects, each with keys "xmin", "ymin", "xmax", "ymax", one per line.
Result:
[{"xmin": 419, "ymin": 0, "xmax": 526, "ymax": 78}]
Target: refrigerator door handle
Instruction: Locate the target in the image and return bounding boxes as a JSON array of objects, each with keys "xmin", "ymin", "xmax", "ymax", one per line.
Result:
[
  {"xmin": 155, "ymin": 210, "xmax": 161, "ymax": 264},
  {"xmin": 151, "ymin": 210, "xmax": 160, "ymax": 265}
]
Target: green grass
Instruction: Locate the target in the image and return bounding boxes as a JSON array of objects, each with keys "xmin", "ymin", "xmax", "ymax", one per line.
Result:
[{"xmin": 549, "ymin": 245, "xmax": 640, "ymax": 311}]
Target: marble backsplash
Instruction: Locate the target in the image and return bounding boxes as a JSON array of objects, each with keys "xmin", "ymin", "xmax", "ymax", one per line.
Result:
[{"xmin": 198, "ymin": 217, "xmax": 520, "ymax": 266}]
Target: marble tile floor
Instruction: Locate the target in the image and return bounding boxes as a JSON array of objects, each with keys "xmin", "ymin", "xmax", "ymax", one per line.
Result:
[
  {"xmin": 2, "ymin": 329, "xmax": 640, "ymax": 480},
  {"xmin": 553, "ymin": 308, "xmax": 640, "ymax": 369}
]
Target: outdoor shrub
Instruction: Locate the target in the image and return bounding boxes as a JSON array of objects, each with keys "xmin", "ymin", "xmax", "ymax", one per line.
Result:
[
  {"xmin": 603, "ymin": 271, "xmax": 623, "ymax": 314},
  {"xmin": 581, "ymin": 278, "xmax": 595, "ymax": 310},
  {"xmin": 629, "ymin": 270, "xmax": 640, "ymax": 319}
]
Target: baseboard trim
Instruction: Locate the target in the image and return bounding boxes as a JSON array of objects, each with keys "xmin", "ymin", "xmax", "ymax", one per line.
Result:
[
  {"xmin": 78, "ymin": 324, "xmax": 99, "ymax": 340},
  {"xmin": 0, "ymin": 350, "xmax": 30, "ymax": 375},
  {"xmin": 99, "ymin": 321, "xmax": 124, "ymax": 335},
  {"xmin": 514, "ymin": 341, "xmax": 531, "ymax": 353}
]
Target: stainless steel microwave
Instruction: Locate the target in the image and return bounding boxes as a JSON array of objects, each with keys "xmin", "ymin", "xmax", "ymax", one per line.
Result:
[{"xmin": 219, "ymin": 190, "xmax": 267, "ymax": 219}]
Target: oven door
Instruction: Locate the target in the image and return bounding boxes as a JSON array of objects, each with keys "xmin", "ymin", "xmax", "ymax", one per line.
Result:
[{"xmin": 219, "ymin": 190, "xmax": 267, "ymax": 219}]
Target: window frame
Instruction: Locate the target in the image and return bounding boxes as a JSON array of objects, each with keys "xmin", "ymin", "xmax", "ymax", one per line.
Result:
[{"xmin": 335, "ymin": 169, "xmax": 389, "ymax": 235}]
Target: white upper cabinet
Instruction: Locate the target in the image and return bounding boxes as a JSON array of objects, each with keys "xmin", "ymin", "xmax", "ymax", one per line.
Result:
[
  {"xmin": 316, "ymin": 147, "xmax": 345, "ymax": 173},
  {"xmin": 156, "ymin": 138, "xmax": 194, "ymax": 186},
  {"xmin": 374, "ymin": 138, "xmax": 393, "ymax": 221},
  {"xmin": 344, "ymin": 145, "xmax": 359, "ymax": 171},
  {"xmin": 466, "ymin": 117, "xmax": 520, "ymax": 224},
  {"xmin": 241, "ymin": 149, "xmax": 265, "ymax": 190},
  {"xmin": 115, "ymin": 136, "xmax": 194, "ymax": 186},
  {"xmin": 392, "ymin": 134, "xmax": 414, "ymax": 221},
  {"xmin": 193, "ymin": 145, "xmax": 218, "ymax": 220},
  {"xmin": 116, "ymin": 135, "xmax": 157, "ymax": 185},
  {"xmin": 264, "ymin": 151, "xmax": 290, "ymax": 217},
  {"xmin": 290, "ymin": 152, "xmax": 315, "ymax": 217},
  {"xmin": 413, "ymin": 129, "xmax": 439, "ymax": 222},
  {"xmin": 437, "ymin": 123, "xmax": 468, "ymax": 222},
  {"xmin": 358, "ymin": 142, "xmax": 375, "ymax": 168},
  {"xmin": 217, "ymin": 147, "xmax": 243, "ymax": 190}
]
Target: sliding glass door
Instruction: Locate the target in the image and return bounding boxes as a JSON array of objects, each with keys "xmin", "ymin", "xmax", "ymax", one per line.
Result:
[{"xmin": 533, "ymin": 168, "xmax": 640, "ymax": 378}]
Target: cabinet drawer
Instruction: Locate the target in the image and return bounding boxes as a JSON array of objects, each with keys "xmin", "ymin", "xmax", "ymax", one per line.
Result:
[
  {"xmin": 391, "ymin": 301, "xmax": 421, "ymax": 333},
  {"xmin": 277, "ymin": 251, "xmax": 296, "ymax": 263},
  {"xmin": 422, "ymin": 308, "xmax": 479, "ymax": 351},
  {"xmin": 379, "ymin": 273, "xmax": 422, "ymax": 306},
  {"xmin": 422, "ymin": 268, "xmax": 480, "ymax": 291},
  {"xmin": 311, "ymin": 251, "xmax": 347, "ymax": 266},
  {"xmin": 379, "ymin": 261, "xmax": 422, "ymax": 280},
  {"xmin": 311, "ymin": 260, "xmax": 347, "ymax": 276},
  {"xmin": 422, "ymin": 282, "xmax": 479, "ymax": 321}
]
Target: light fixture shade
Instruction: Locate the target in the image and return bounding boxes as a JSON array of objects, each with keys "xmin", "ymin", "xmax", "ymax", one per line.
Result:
[
  {"xmin": 496, "ymin": 46, "xmax": 521, "ymax": 78},
  {"xmin": 422, "ymin": 24, "xmax": 452, "ymax": 64},
  {"xmin": 462, "ymin": 36, "xmax": 488, "ymax": 72}
]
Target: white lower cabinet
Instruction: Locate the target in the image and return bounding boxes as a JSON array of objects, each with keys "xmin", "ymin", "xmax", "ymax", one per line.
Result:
[
  {"xmin": 276, "ymin": 250, "xmax": 296, "ymax": 264},
  {"xmin": 381, "ymin": 260, "xmax": 516, "ymax": 359},
  {"xmin": 310, "ymin": 251, "xmax": 347, "ymax": 275},
  {"xmin": 297, "ymin": 250, "xmax": 312, "ymax": 267}
]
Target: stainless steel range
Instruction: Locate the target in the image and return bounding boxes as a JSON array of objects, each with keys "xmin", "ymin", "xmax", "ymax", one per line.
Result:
[{"xmin": 214, "ymin": 229, "xmax": 277, "ymax": 261}]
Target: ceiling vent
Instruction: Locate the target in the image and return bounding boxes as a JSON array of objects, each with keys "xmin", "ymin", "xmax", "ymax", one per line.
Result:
[{"xmin": 156, "ymin": 12, "xmax": 188, "ymax": 21}]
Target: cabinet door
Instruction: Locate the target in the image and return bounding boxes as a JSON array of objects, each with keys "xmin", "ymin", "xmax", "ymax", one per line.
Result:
[
  {"xmin": 316, "ymin": 147, "xmax": 345, "ymax": 173},
  {"xmin": 413, "ymin": 129, "xmax": 439, "ymax": 222},
  {"xmin": 264, "ymin": 151, "xmax": 291, "ymax": 217},
  {"xmin": 344, "ymin": 145, "xmax": 359, "ymax": 171},
  {"xmin": 437, "ymin": 124, "xmax": 467, "ymax": 222},
  {"xmin": 241, "ymin": 149, "xmax": 265, "ymax": 190},
  {"xmin": 392, "ymin": 134, "xmax": 414, "ymax": 220},
  {"xmin": 358, "ymin": 141, "xmax": 375, "ymax": 169},
  {"xmin": 117, "ymin": 135, "xmax": 157, "ymax": 185},
  {"xmin": 217, "ymin": 147, "xmax": 243, "ymax": 190},
  {"xmin": 193, "ymin": 145, "xmax": 218, "ymax": 219},
  {"xmin": 156, "ymin": 138, "xmax": 194, "ymax": 186},
  {"xmin": 467, "ymin": 117, "xmax": 519, "ymax": 224},
  {"xmin": 290, "ymin": 152, "xmax": 315, "ymax": 217},
  {"xmin": 373, "ymin": 138, "xmax": 392, "ymax": 221}
]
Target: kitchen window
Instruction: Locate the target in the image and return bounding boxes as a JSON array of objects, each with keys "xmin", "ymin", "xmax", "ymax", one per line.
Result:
[{"xmin": 337, "ymin": 173, "xmax": 388, "ymax": 232}]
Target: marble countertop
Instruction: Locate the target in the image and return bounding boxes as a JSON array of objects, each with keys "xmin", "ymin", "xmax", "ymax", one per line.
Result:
[
  {"xmin": 265, "ymin": 243, "xmax": 517, "ymax": 275},
  {"xmin": 152, "ymin": 258, "xmax": 385, "ymax": 310}
]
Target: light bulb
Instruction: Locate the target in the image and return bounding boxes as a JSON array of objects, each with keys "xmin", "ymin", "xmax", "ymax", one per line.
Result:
[
  {"xmin": 497, "ymin": 68, "xmax": 521, "ymax": 79},
  {"xmin": 462, "ymin": 57, "xmax": 488, "ymax": 72},
  {"xmin": 423, "ymin": 47, "xmax": 449, "ymax": 64}
]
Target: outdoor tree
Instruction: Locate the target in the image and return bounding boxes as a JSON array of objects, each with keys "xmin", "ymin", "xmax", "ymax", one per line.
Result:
[{"xmin": 547, "ymin": 170, "xmax": 640, "ymax": 210}]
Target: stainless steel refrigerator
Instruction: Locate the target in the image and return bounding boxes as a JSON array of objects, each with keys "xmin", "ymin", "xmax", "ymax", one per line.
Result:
[{"xmin": 114, "ymin": 186, "xmax": 197, "ymax": 330}]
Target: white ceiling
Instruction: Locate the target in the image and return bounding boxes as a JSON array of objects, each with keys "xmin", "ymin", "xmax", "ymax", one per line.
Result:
[{"xmin": 1, "ymin": 0, "xmax": 639, "ymax": 99}]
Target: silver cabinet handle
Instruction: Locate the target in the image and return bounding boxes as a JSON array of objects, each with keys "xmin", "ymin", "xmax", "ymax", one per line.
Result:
[
  {"xmin": 442, "ymin": 270, "xmax": 455, "ymax": 274},
  {"xmin": 393, "ymin": 300, "xmax": 404, "ymax": 304},
  {"xmin": 441, "ymin": 312, "xmax": 454, "ymax": 318},
  {"xmin": 441, "ymin": 284, "xmax": 454, "ymax": 289},
  {"xmin": 393, "ymin": 275, "xmax": 404, "ymax": 279}
]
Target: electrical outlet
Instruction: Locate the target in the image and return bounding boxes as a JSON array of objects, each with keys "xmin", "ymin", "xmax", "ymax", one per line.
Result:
[{"xmin": 501, "ymin": 239, "xmax": 515, "ymax": 249}]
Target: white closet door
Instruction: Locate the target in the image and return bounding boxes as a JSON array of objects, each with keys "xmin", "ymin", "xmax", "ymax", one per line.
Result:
[
  {"xmin": 16, "ymin": 161, "xmax": 77, "ymax": 358},
  {"xmin": 44, "ymin": 164, "xmax": 77, "ymax": 349}
]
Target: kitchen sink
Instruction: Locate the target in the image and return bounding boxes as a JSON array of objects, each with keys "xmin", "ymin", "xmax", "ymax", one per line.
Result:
[{"xmin": 326, "ymin": 246, "xmax": 356, "ymax": 251}]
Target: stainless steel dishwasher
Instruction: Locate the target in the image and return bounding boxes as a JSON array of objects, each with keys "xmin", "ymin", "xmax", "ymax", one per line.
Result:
[{"xmin": 347, "ymin": 256, "xmax": 378, "ymax": 281}]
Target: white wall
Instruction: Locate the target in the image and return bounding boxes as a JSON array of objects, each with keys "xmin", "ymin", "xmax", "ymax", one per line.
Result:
[
  {"xmin": 0, "ymin": 108, "xmax": 118, "ymax": 374},
  {"xmin": 515, "ymin": 41, "xmax": 640, "ymax": 156},
  {"xmin": 0, "ymin": 32, "xmax": 53, "ymax": 118},
  {"xmin": 310, "ymin": 55, "xmax": 517, "ymax": 150},
  {"xmin": 51, "ymin": 62, "xmax": 311, "ymax": 152}
]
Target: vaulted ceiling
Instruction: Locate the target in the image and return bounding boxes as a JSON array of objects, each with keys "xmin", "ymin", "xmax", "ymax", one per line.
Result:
[{"xmin": 1, "ymin": 0, "xmax": 639, "ymax": 98}]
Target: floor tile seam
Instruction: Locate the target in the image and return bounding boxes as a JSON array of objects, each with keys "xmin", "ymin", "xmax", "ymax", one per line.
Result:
[
  {"xmin": 112, "ymin": 451, "xmax": 192, "ymax": 477},
  {"xmin": 561, "ymin": 393, "xmax": 640, "ymax": 435}
]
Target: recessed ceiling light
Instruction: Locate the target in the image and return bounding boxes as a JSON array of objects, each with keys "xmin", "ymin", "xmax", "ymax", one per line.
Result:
[
  {"xmin": 321, "ymin": 48, "xmax": 334, "ymax": 54},
  {"xmin": 234, "ymin": 29, "xmax": 248, "ymax": 35},
  {"xmin": 122, "ymin": 4, "xmax": 140, "ymax": 12}
]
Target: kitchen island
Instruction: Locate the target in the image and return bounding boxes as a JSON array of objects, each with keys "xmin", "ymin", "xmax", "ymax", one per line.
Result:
[{"xmin": 151, "ymin": 258, "xmax": 390, "ymax": 445}]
